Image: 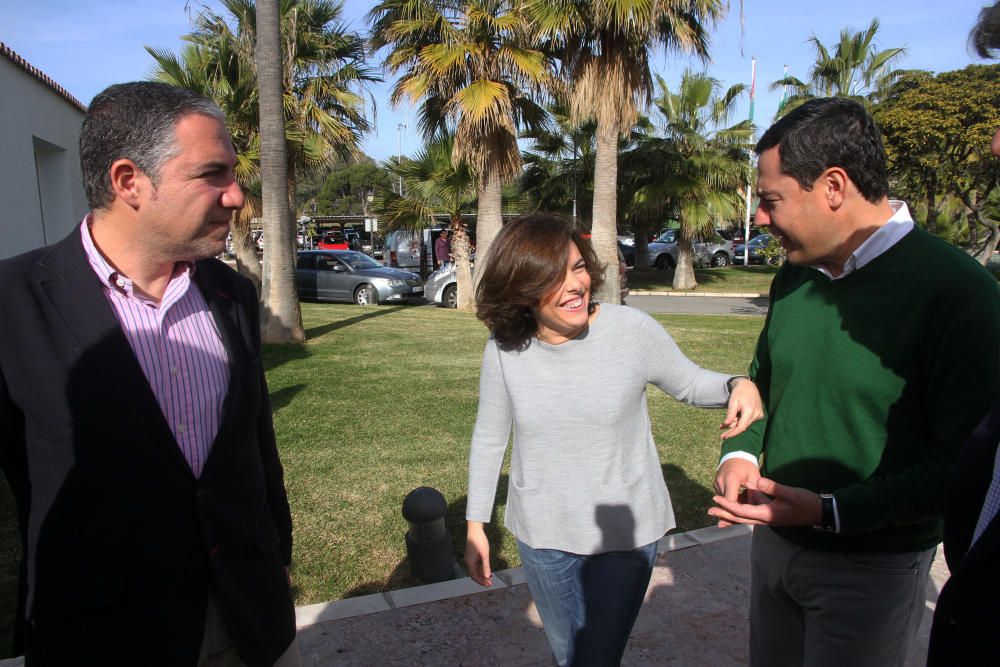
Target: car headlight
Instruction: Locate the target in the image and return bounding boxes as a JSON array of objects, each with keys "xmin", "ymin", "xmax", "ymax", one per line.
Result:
[{"xmin": 385, "ymin": 279, "xmax": 406, "ymax": 287}]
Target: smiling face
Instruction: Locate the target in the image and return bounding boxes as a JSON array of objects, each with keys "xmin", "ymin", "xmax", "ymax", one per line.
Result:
[
  {"xmin": 531, "ymin": 240, "xmax": 592, "ymax": 345},
  {"xmin": 138, "ymin": 113, "xmax": 245, "ymax": 261},
  {"xmin": 754, "ymin": 146, "xmax": 842, "ymax": 268}
]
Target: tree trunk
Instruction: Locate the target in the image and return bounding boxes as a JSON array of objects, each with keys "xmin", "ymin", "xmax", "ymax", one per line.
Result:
[
  {"xmin": 451, "ymin": 216, "xmax": 475, "ymax": 311},
  {"xmin": 672, "ymin": 237, "xmax": 698, "ymax": 290},
  {"xmin": 472, "ymin": 172, "xmax": 504, "ymax": 299},
  {"xmin": 232, "ymin": 211, "xmax": 262, "ymax": 294},
  {"xmin": 591, "ymin": 121, "xmax": 620, "ymax": 305},
  {"xmin": 633, "ymin": 220, "xmax": 650, "ymax": 270},
  {"xmin": 257, "ymin": 0, "xmax": 304, "ymax": 343},
  {"xmin": 975, "ymin": 224, "xmax": 1000, "ymax": 265}
]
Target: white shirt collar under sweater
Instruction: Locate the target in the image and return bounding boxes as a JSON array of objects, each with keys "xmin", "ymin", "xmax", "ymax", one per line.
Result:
[{"xmin": 813, "ymin": 200, "xmax": 914, "ymax": 280}]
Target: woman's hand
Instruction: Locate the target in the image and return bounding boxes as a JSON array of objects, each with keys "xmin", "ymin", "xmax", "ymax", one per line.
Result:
[
  {"xmin": 720, "ymin": 378, "xmax": 764, "ymax": 439},
  {"xmin": 465, "ymin": 521, "xmax": 493, "ymax": 586}
]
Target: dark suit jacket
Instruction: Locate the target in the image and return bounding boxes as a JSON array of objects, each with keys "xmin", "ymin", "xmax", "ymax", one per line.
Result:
[
  {"xmin": 927, "ymin": 400, "xmax": 1000, "ymax": 666},
  {"xmin": 0, "ymin": 229, "xmax": 295, "ymax": 666}
]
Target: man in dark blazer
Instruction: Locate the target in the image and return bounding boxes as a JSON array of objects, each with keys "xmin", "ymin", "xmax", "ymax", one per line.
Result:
[
  {"xmin": 0, "ymin": 82, "xmax": 296, "ymax": 665},
  {"xmin": 927, "ymin": 402, "xmax": 1000, "ymax": 665},
  {"xmin": 928, "ymin": 8, "xmax": 1000, "ymax": 663}
]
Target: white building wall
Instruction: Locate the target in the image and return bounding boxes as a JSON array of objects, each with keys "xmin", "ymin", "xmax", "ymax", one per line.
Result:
[{"xmin": 0, "ymin": 56, "xmax": 87, "ymax": 259}]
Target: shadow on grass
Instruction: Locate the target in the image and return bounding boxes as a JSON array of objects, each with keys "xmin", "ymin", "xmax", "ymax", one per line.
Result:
[
  {"xmin": 304, "ymin": 305, "xmax": 407, "ymax": 341},
  {"xmin": 269, "ymin": 384, "xmax": 306, "ymax": 412},
  {"xmin": 343, "ymin": 475, "xmax": 512, "ymax": 598},
  {"xmin": 0, "ymin": 474, "xmax": 20, "ymax": 659},
  {"xmin": 660, "ymin": 463, "xmax": 716, "ymax": 534}
]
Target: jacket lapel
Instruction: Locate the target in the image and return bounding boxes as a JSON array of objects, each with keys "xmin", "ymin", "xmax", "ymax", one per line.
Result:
[
  {"xmin": 193, "ymin": 262, "xmax": 247, "ymax": 479},
  {"xmin": 35, "ymin": 232, "xmax": 192, "ymax": 477}
]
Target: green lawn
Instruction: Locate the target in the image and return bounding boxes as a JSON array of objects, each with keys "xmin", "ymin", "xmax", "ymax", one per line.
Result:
[
  {"xmin": 0, "ymin": 303, "xmax": 764, "ymax": 657},
  {"xmin": 628, "ymin": 265, "xmax": 779, "ymax": 294}
]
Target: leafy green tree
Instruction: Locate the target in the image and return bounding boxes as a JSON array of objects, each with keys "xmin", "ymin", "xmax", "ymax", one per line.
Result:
[
  {"xmin": 631, "ymin": 72, "xmax": 752, "ymax": 289},
  {"xmin": 317, "ymin": 162, "xmax": 393, "ymax": 215},
  {"xmin": 376, "ymin": 134, "xmax": 478, "ymax": 309},
  {"xmin": 524, "ymin": 0, "xmax": 725, "ymax": 303},
  {"xmin": 875, "ymin": 64, "xmax": 1000, "ymax": 263},
  {"xmin": 368, "ymin": 0, "xmax": 548, "ymax": 293},
  {"xmin": 772, "ymin": 18, "xmax": 906, "ymax": 116}
]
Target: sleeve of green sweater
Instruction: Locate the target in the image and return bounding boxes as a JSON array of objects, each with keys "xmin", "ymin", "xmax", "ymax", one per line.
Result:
[
  {"xmin": 719, "ymin": 285, "xmax": 775, "ymax": 462},
  {"xmin": 835, "ymin": 279, "xmax": 1000, "ymax": 535}
]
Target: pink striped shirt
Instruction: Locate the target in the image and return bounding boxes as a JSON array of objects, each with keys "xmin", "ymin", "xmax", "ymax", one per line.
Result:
[{"xmin": 80, "ymin": 218, "xmax": 230, "ymax": 478}]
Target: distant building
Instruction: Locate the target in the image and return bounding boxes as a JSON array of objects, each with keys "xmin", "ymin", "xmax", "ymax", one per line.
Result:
[{"xmin": 0, "ymin": 43, "xmax": 88, "ymax": 260}]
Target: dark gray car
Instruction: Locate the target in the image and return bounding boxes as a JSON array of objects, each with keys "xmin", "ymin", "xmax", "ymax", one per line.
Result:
[{"xmin": 296, "ymin": 250, "xmax": 423, "ymax": 305}]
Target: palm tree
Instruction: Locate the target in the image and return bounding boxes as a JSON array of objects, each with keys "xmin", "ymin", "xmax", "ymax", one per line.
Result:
[
  {"xmin": 634, "ymin": 72, "xmax": 752, "ymax": 289},
  {"xmin": 147, "ymin": 0, "xmax": 377, "ymax": 301},
  {"xmin": 257, "ymin": 0, "xmax": 304, "ymax": 342},
  {"xmin": 524, "ymin": 0, "xmax": 725, "ymax": 304},
  {"xmin": 376, "ymin": 134, "xmax": 478, "ymax": 309},
  {"xmin": 368, "ymin": 0, "xmax": 548, "ymax": 293},
  {"xmin": 771, "ymin": 18, "xmax": 906, "ymax": 116}
]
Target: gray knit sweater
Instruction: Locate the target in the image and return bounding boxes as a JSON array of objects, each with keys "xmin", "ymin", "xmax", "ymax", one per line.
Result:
[{"xmin": 466, "ymin": 304, "xmax": 731, "ymax": 554}]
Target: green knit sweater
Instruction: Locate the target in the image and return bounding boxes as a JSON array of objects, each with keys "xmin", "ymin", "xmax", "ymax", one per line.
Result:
[{"xmin": 722, "ymin": 227, "xmax": 1000, "ymax": 552}]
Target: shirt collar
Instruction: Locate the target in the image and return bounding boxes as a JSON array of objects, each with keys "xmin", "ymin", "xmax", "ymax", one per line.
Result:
[
  {"xmin": 80, "ymin": 215, "xmax": 196, "ymax": 298},
  {"xmin": 814, "ymin": 200, "xmax": 914, "ymax": 280}
]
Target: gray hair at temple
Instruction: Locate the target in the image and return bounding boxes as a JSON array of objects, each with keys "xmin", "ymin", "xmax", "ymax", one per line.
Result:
[
  {"xmin": 79, "ymin": 81, "xmax": 225, "ymax": 210},
  {"xmin": 971, "ymin": 1, "xmax": 1000, "ymax": 58}
]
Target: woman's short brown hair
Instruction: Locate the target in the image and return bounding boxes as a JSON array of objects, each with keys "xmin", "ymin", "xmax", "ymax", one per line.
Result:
[{"xmin": 475, "ymin": 213, "xmax": 604, "ymax": 351}]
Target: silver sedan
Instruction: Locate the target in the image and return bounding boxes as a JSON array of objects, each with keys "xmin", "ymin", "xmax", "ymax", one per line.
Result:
[{"xmin": 296, "ymin": 250, "xmax": 423, "ymax": 305}]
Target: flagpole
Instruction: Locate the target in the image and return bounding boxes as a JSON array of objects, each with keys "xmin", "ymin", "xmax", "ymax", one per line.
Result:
[{"xmin": 742, "ymin": 57, "xmax": 756, "ymax": 266}]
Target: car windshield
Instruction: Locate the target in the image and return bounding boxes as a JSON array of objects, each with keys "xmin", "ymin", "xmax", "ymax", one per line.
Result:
[
  {"xmin": 337, "ymin": 251, "xmax": 382, "ymax": 270},
  {"xmin": 749, "ymin": 234, "xmax": 772, "ymax": 247},
  {"xmin": 655, "ymin": 230, "xmax": 676, "ymax": 243}
]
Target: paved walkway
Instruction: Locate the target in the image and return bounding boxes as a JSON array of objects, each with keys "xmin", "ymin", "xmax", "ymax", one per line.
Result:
[
  {"xmin": 290, "ymin": 525, "xmax": 946, "ymax": 666},
  {"xmin": 0, "ymin": 525, "xmax": 948, "ymax": 666}
]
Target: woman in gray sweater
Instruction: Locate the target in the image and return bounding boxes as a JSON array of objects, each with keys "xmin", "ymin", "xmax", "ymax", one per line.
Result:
[{"xmin": 465, "ymin": 214, "xmax": 762, "ymax": 666}]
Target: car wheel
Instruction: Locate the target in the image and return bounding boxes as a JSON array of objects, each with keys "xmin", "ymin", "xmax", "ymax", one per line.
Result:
[
  {"xmin": 654, "ymin": 254, "xmax": 675, "ymax": 270},
  {"xmin": 712, "ymin": 252, "xmax": 731, "ymax": 267},
  {"xmin": 442, "ymin": 284, "xmax": 457, "ymax": 309},
  {"xmin": 354, "ymin": 284, "xmax": 379, "ymax": 306}
]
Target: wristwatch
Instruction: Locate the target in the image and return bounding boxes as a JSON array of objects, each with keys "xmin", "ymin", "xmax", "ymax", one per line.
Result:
[
  {"xmin": 726, "ymin": 375, "xmax": 749, "ymax": 395},
  {"xmin": 814, "ymin": 493, "xmax": 837, "ymax": 532}
]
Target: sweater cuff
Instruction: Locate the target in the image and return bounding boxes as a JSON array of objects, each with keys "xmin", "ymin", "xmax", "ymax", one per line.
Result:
[{"xmin": 717, "ymin": 451, "xmax": 760, "ymax": 469}]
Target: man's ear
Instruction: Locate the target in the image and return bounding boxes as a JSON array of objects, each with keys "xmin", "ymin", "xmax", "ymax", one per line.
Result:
[
  {"xmin": 108, "ymin": 159, "xmax": 146, "ymax": 209},
  {"xmin": 821, "ymin": 166, "xmax": 849, "ymax": 210}
]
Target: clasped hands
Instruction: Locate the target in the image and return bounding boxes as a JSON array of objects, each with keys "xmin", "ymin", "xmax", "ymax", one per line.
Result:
[{"xmin": 709, "ymin": 458, "xmax": 823, "ymax": 527}]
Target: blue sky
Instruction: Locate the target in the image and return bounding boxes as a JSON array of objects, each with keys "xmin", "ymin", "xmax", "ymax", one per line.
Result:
[{"xmin": 3, "ymin": 0, "xmax": 993, "ymax": 162}]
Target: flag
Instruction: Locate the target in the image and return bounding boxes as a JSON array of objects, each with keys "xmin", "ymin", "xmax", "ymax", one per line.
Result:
[{"xmin": 777, "ymin": 64, "xmax": 789, "ymax": 112}]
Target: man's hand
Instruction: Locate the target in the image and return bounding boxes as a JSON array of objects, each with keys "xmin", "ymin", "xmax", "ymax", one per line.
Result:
[
  {"xmin": 712, "ymin": 457, "xmax": 761, "ymax": 527},
  {"xmin": 720, "ymin": 378, "xmax": 764, "ymax": 439},
  {"xmin": 464, "ymin": 521, "xmax": 493, "ymax": 587},
  {"xmin": 708, "ymin": 477, "xmax": 823, "ymax": 527}
]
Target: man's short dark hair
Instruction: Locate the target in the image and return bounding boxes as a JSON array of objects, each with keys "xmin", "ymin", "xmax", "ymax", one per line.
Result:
[
  {"xmin": 80, "ymin": 81, "xmax": 225, "ymax": 210},
  {"xmin": 755, "ymin": 97, "xmax": 889, "ymax": 203},
  {"xmin": 971, "ymin": 1, "xmax": 1000, "ymax": 58}
]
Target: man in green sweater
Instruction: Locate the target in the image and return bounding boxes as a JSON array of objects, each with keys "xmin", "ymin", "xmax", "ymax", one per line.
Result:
[{"xmin": 709, "ymin": 97, "xmax": 1000, "ymax": 666}]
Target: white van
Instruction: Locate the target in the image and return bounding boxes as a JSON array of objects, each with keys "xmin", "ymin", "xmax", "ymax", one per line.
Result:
[{"xmin": 382, "ymin": 228, "xmax": 450, "ymax": 274}]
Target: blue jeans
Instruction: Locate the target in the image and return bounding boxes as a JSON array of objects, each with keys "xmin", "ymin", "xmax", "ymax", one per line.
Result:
[{"xmin": 518, "ymin": 539, "xmax": 659, "ymax": 667}]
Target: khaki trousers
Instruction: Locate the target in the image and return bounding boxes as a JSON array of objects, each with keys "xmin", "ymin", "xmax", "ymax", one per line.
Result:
[
  {"xmin": 750, "ymin": 526, "xmax": 934, "ymax": 667},
  {"xmin": 199, "ymin": 591, "xmax": 300, "ymax": 667}
]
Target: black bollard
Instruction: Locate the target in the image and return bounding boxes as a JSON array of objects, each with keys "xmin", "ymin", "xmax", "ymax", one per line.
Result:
[{"xmin": 402, "ymin": 486, "xmax": 455, "ymax": 583}]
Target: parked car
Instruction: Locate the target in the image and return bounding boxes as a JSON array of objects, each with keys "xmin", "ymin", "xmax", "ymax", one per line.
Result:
[
  {"xmin": 618, "ymin": 240, "xmax": 636, "ymax": 268},
  {"xmin": 296, "ymin": 250, "xmax": 423, "ymax": 305},
  {"xmin": 734, "ymin": 233, "xmax": 778, "ymax": 265},
  {"xmin": 425, "ymin": 262, "xmax": 460, "ymax": 308},
  {"xmin": 647, "ymin": 230, "xmax": 733, "ymax": 269},
  {"xmin": 317, "ymin": 232, "xmax": 349, "ymax": 250}
]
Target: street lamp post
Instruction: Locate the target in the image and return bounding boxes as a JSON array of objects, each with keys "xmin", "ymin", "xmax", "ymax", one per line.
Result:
[{"xmin": 397, "ymin": 122, "xmax": 407, "ymax": 196}]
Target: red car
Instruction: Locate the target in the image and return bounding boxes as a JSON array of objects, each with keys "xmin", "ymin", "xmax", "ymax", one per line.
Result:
[{"xmin": 317, "ymin": 232, "xmax": 349, "ymax": 250}]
